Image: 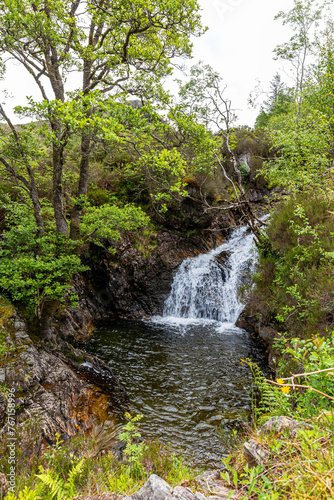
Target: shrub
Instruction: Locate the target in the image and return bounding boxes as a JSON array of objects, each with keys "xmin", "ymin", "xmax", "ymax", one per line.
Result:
[{"xmin": 249, "ymin": 191, "xmax": 334, "ymax": 337}]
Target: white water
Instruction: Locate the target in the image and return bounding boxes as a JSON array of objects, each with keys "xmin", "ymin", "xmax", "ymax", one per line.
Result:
[{"xmin": 161, "ymin": 226, "xmax": 257, "ymax": 325}]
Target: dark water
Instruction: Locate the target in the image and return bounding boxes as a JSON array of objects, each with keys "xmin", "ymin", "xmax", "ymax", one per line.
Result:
[{"xmin": 84, "ymin": 318, "xmax": 267, "ymax": 467}]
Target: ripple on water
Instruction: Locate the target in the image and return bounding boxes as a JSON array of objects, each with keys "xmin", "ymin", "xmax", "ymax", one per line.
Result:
[{"xmin": 83, "ymin": 319, "xmax": 267, "ymax": 467}]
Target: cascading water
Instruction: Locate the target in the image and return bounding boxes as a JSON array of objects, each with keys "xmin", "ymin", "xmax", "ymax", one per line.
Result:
[
  {"xmin": 163, "ymin": 225, "xmax": 257, "ymax": 324},
  {"xmin": 84, "ymin": 224, "xmax": 268, "ymax": 467}
]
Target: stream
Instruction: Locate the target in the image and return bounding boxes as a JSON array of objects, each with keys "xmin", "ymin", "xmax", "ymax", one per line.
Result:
[{"xmin": 84, "ymin": 226, "xmax": 268, "ymax": 467}]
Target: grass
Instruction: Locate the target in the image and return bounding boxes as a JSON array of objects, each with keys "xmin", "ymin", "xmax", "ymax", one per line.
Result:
[
  {"xmin": 1, "ymin": 419, "xmax": 200, "ymax": 500},
  {"xmin": 221, "ymin": 411, "xmax": 334, "ymax": 500}
]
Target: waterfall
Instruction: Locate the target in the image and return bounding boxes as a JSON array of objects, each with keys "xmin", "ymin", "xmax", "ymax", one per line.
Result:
[{"xmin": 163, "ymin": 226, "xmax": 257, "ymax": 324}]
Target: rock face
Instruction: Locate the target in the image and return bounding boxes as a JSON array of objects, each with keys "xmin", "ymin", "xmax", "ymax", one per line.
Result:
[
  {"xmin": 79, "ymin": 223, "xmax": 235, "ymax": 322},
  {"xmin": 236, "ymin": 309, "xmax": 279, "ymax": 371},
  {"xmin": 0, "ymin": 305, "xmax": 128, "ymax": 447}
]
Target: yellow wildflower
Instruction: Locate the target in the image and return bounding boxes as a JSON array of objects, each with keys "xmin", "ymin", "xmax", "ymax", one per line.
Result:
[
  {"xmin": 276, "ymin": 378, "xmax": 284, "ymax": 384},
  {"xmin": 281, "ymin": 386, "xmax": 290, "ymax": 394}
]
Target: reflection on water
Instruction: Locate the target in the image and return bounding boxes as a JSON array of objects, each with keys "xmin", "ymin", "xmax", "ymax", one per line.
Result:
[{"xmin": 84, "ymin": 319, "xmax": 267, "ymax": 467}]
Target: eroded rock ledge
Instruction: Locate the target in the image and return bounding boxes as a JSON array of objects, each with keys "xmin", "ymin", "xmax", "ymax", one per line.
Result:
[{"xmin": 0, "ymin": 303, "xmax": 128, "ymax": 448}]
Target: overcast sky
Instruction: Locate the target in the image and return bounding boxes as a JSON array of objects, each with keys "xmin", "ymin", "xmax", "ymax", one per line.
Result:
[
  {"xmin": 191, "ymin": 0, "xmax": 296, "ymax": 125},
  {"xmin": 0, "ymin": 0, "xmax": 319, "ymax": 127}
]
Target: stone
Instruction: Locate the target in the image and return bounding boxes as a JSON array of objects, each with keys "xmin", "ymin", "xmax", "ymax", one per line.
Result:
[
  {"xmin": 243, "ymin": 440, "xmax": 268, "ymax": 468},
  {"xmin": 0, "ymin": 473, "xmax": 8, "ymax": 499},
  {"xmin": 173, "ymin": 486, "xmax": 197, "ymax": 500},
  {"xmin": 73, "ymin": 495, "xmax": 117, "ymax": 500},
  {"xmin": 194, "ymin": 493, "xmax": 206, "ymax": 500},
  {"xmin": 120, "ymin": 474, "xmax": 234, "ymax": 500},
  {"xmin": 195, "ymin": 470, "xmax": 238, "ymax": 499},
  {"xmin": 260, "ymin": 416, "xmax": 306, "ymax": 436},
  {"xmin": 123, "ymin": 475, "xmax": 173, "ymax": 500}
]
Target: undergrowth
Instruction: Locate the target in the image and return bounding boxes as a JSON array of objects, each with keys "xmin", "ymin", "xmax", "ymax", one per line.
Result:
[
  {"xmin": 248, "ymin": 191, "xmax": 334, "ymax": 338},
  {"xmin": 218, "ymin": 329, "xmax": 334, "ymax": 499},
  {"xmin": 1, "ymin": 414, "xmax": 198, "ymax": 499}
]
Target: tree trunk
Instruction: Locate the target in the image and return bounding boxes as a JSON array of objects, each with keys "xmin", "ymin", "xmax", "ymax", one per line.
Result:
[
  {"xmin": 27, "ymin": 166, "xmax": 45, "ymax": 237},
  {"xmin": 70, "ymin": 131, "xmax": 91, "ymax": 239},
  {"xmin": 52, "ymin": 121, "xmax": 69, "ymax": 236},
  {"xmin": 70, "ymin": 57, "xmax": 94, "ymax": 240}
]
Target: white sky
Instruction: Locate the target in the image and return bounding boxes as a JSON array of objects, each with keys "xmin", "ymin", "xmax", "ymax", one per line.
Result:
[
  {"xmin": 191, "ymin": 0, "xmax": 296, "ymax": 125},
  {"xmin": 0, "ymin": 0, "xmax": 311, "ymax": 127}
]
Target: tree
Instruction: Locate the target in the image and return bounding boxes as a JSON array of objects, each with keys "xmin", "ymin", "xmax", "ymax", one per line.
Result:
[
  {"xmin": 261, "ymin": 22, "xmax": 334, "ymax": 192},
  {"xmin": 0, "ymin": 0, "xmax": 206, "ymax": 336},
  {"xmin": 177, "ymin": 62, "xmax": 264, "ymax": 240},
  {"xmin": 254, "ymin": 74, "xmax": 293, "ymax": 129},
  {"xmin": 274, "ymin": 0, "xmax": 330, "ymax": 122},
  {"xmin": 0, "ymin": 0, "xmax": 205, "ymax": 236}
]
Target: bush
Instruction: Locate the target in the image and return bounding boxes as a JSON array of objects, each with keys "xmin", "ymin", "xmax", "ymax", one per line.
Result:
[{"xmin": 249, "ymin": 191, "xmax": 334, "ymax": 337}]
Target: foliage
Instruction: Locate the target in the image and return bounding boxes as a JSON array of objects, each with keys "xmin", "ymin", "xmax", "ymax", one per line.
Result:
[
  {"xmin": 5, "ymin": 414, "xmax": 198, "ymax": 499},
  {"xmin": 36, "ymin": 459, "xmax": 84, "ymax": 500},
  {"xmin": 0, "ymin": 200, "xmax": 86, "ymax": 313},
  {"xmin": 222, "ymin": 415, "xmax": 334, "ymax": 499},
  {"xmin": 241, "ymin": 359, "xmax": 290, "ymax": 423},
  {"xmin": 254, "ymin": 74, "xmax": 294, "ymax": 129},
  {"xmin": 6, "ymin": 485, "xmax": 44, "ymax": 500},
  {"xmin": 119, "ymin": 413, "xmax": 148, "ymax": 480},
  {"xmin": 249, "ymin": 191, "xmax": 334, "ymax": 337},
  {"xmin": 219, "ymin": 336, "xmax": 334, "ymax": 499},
  {"xmin": 81, "ymin": 203, "xmax": 150, "ymax": 243},
  {"xmin": 274, "ymin": 332, "xmax": 334, "ymax": 415}
]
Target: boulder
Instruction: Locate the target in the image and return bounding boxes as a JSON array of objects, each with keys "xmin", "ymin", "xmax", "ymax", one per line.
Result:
[
  {"xmin": 122, "ymin": 475, "xmax": 173, "ymax": 500},
  {"xmin": 243, "ymin": 440, "xmax": 268, "ymax": 468},
  {"xmin": 195, "ymin": 470, "xmax": 238, "ymax": 499},
  {"xmin": 121, "ymin": 474, "xmax": 236, "ymax": 500},
  {"xmin": 260, "ymin": 416, "xmax": 306, "ymax": 436}
]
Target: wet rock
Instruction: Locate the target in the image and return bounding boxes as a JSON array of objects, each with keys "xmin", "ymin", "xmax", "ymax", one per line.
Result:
[
  {"xmin": 82, "ymin": 223, "xmax": 234, "ymax": 320},
  {"xmin": 0, "ymin": 473, "xmax": 8, "ymax": 499},
  {"xmin": 244, "ymin": 440, "xmax": 268, "ymax": 468},
  {"xmin": 195, "ymin": 471, "xmax": 238, "ymax": 499},
  {"xmin": 260, "ymin": 416, "xmax": 307, "ymax": 436},
  {"xmin": 236, "ymin": 310, "xmax": 279, "ymax": 371},
  {"xmin": 247, "ymin": 189, "xmax": 264, "ymax": 203},
  {"xmin": 0, "ymin": 309, "xmax": 127, "ymax": 445}
]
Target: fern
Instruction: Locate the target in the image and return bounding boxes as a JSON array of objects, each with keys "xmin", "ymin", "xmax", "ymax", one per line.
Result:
[
  {"xmin": 6, "ymin": 485, "xmax": 43, "ymax": 500},
  {"xmin": 65, "ymin": 459, "xmax": 85, "ymax": 498},
  {"xmin": 243, "ymin": 359, "xmax": 286, "ymax": 422},
  {"xmin": 36, "ymin": 469, "xmax": 65, "ymax": 500},
  {"xmin": 36, "ymin": 459, "xmax": 84, "ymax": 500}
]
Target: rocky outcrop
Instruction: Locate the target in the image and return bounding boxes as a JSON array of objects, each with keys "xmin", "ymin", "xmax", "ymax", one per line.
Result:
[
  {"xmin": 0, "ymin": 302, "xmax": 128, "ymax": 448},
  {"xmin": 68, "ymin": 221, "xmax": 236, "ymax": 327}
]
